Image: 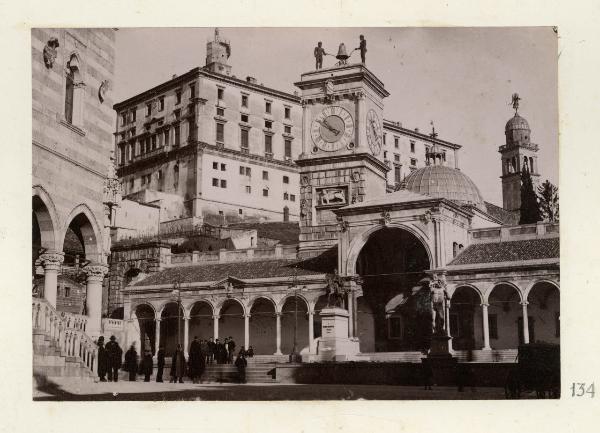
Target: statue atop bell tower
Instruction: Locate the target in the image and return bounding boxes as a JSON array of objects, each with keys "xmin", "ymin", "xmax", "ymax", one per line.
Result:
[{"xmin": 294, "ymin": 43, "xmax": 389, "ymax": 258}]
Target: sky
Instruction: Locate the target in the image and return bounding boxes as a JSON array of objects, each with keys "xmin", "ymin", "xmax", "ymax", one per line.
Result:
[{"xmin": 114, "ymin": 27, "xmax": 558, "ymax": 206}]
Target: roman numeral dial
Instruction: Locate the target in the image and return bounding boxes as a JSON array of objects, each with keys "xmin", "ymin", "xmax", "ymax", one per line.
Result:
[{"xmin": 311, "ymin": 106, "xmax": 355, "ymax": 152}]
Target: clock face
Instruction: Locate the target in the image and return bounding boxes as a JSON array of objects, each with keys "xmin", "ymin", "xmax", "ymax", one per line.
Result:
[
  {"xmin": 366, "ymin": 109, "xmax": 382, "ymax": 156},
  {"xmin": 311, "ymin": 106, "xmax": 354, "ymax": 152}
]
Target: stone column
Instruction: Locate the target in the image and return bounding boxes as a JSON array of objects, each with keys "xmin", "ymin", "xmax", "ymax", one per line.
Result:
[
  {"xmin": 155, "ymin": 318, "xmax": 161, "ymax": 355},
  {"xmin": 346, "ymin": 292, "xmax": 354, "ymax": 339},
  {"xmin": 39, "ymin": 252, "xmax": 64, "ymax": 308},
  {"xmin": 356, "ymin": 91, "xmax": 366, "ymax": 149},
  {"xmin": 213, "ymin": 315, "xmax": 220, "ymax": 340},
  {"xmin": 244, "ymin": 314, "xmax": 250, "ymax": 349},
  {"xmin": 308, "ymin": 311, "xmax": 314, "ymax": 353},
  {"xmin": 184, "ymin": 315, "xmax": 190, "ymax": 355},
  {"xmin": 521, "ymin": 301, "xmax": 530, "ymax": 344},
  {"xmin": 275, "ymin": 312, "xmax": 282, "ymax": 355},
  {"xmin": 301, "ymin": 101, "xmax": 310, "ymax": 157},
  {"xmin": 445, "ymin": 299, "xmax": 451, "ymax": 337},
  {"xmin": 481, "ymin": 303, "xmax": 491, "ymax": 350},
  {"xmin": 84, "ymin": 264, "xmax": 108, "ymax": 339}
]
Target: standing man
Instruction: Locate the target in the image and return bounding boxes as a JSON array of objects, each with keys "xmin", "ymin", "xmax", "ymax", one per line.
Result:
[
  {"xmin": 314, "ymin": 41, "xmax": 326, "ymax": 70},
  {"xmin": 227, "ymin": 336, "xmax": 236, "ymax": 364},
  {"xmin": 356, "ymin": 35, "xmax": 367, "ymax": 64},
  {"xmin": 124, "ymin": 343, "xmax": 138, "ymax": 382},
  {"xmin": 96, "ymin": 336, "xmax": 108, "ymax": 382},
  {"xmin": 207, "ymin": 337, "xmax": 215, "ymax": 365},
  {"xmin": 156, "ymin": 345, "xmax": 166, "ymax": 382},
  {"xmin": 170, "ymin": 344, "xmax": 186, "ymax": 383},
  {"xmin": 105, "ymin": 335, "xmax": 122, "ymax": 382},
  {"xmin": 188, "ymin": 336, "xmax": 202, "ymax": 384},
  {"xmin": 141, "ymin": 347, "xmax": 153, "ymax": 382}
]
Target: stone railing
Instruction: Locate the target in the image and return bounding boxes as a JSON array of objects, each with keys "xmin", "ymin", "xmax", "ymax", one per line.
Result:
[
  {"xmin": 32, "ymin": 297, "xmax": 98, "ymax": 376},
  {"xmin": 167, "ymin": 244, "xmax": 298, "ymax": 266},
  {"xmin": 59, "ymin": 311, "xmax": 88, "ymax": 332},
  {"xmin": 470, "ymin": 221, "xmax": 559, "ymax": 244}
]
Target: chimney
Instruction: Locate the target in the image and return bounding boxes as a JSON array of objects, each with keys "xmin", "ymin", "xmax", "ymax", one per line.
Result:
[
  {"xmin": 246, "ymin": 76, "xmax": 257, "ymax": 84},
  {"xmin": 414, "ymin": 127, "xmax": 419, "ymax": 133}
]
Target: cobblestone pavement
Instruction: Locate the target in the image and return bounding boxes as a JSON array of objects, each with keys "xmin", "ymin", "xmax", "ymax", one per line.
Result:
[{"xmin": 33, "ymin": 379, "xmax": 540, "ymax": 401}]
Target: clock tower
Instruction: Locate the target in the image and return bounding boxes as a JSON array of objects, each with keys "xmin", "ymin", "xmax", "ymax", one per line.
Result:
[{"xmin": 294, "ymin": 63, "xmax": 390, "ymax": 258}]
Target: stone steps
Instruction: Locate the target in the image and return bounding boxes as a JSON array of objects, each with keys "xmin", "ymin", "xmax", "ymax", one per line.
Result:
[{"xmin": 356, "ymin": 352, "xmax": 425, "ymax": 363}]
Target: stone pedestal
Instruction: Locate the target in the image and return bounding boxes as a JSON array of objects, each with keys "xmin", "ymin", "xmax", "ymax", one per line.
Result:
[
  {"xmin": 310, "ymin": 307, "xmax": 359, "ymax": 362},
  {"xmin": 427, "ymin": 334, "xmax": 457, "ymax": 386},
  {"xmin": 429, "ymin": 334, "xmax": 453, "ymax": 358}
]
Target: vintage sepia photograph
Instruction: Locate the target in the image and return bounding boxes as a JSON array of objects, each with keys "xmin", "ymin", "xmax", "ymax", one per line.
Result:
[{"xmin": 31, "ymin": 27, "xmax": 559, "ymax": 401}]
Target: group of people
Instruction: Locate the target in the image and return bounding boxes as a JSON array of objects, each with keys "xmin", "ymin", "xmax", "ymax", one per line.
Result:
[{"xmin": 96, "ymin": 335, "xmax": 254, "ymax": 384}]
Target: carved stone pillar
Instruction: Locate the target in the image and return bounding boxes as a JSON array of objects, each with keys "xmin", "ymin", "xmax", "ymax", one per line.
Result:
[
  {"xmin": 244, "ymin": 314, "xmax": 250, "ymax": 349},
  {"xmin": 84, "ymin": 264, "xmax": 108, "ymax": 338},
  {"xmin": 275, "ymin": 312, "xmax": 282, "ymax": 355},
  {"xmin": 356, "ymin": 91, "xmax": 366, "ymax": 149},
  {"xmin": 481, "ymin": 303, "xmax": 491, "ymax": 350},
  {"xmin": 521, "ymin": 301, "xmax": 530, "ymax": 344},
  {"xmin": 155, "ymin": 318, "xmax": 161, "ymax": 355},
  {"xmin": 39, "ymin": 252, "xmax": 64, "ymax": 308},
  {"xmin": 308, "ymin": 310, "xmax": 315, "ymax": 353},
  {"xmin": 213, "ymin": 315, "xmax": 220, "ymax": 340},
  {"xmin": 184, "ymin": 315, "xmax": 189, "ymax": 356}
]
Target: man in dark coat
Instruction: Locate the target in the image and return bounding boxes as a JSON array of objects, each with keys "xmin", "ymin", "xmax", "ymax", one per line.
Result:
[
  {"xmin": 96, "ymin": 336, "xmax": 108, "ymax": 382},
  {"xmin": 227, "ymin": 337, "xmax": 236, "ymax": 364},
  {"xmin": 105, "ymin": 335, "xmax": 123, "ymax": 382},
  {"xmin": 235, "ymin": 350, "xmax": 247, "ymax": 384},
  {"xmin": 214, "ymin": 338, "xmax": 223, "ymax": 364},
  {"xmin": 188, "ymin": 336, "xmax": 203, "ymax": 384},
  {"xmin": 156, "ymin": 346, "xmax": 166, "ymax": 382},
  {"xmin": 170, "ymin": 344, "xmax": 186, "ymax": 383},
  {"xmin": 207, "ymin": 338, "xmax": 215, "ymax": 364},
  {"xmin": 124, "ymin": 343, "xmax": 138, "ymax": 382},
  {"xmin": 141, "ymin": 348, "xmax": 153, "ymax": 382}
]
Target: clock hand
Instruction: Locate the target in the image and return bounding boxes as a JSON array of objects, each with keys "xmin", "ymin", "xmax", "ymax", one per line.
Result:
[{"xmin": 318, "ymin": 119, "xmax": 340, "ymax": 135}]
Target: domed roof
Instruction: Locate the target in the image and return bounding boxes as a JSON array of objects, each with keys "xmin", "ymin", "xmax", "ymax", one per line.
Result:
[
  {"xmin": 403, "ymin": 165, "xmax": 487, "ymax": 211},
  {"xmin": 505, "ymin": 113, "xmax": 530, "ymax": 132}
]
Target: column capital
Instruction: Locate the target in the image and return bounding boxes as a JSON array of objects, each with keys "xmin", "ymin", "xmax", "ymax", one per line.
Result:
[
  {"xmin": 481, "ymin": 302, "xmax": 490, "ymax": 308},
  {"xmin": 520, "ymin": 301, "xmax": 529, "ymax": 306},
  {"xmin": 155, "ymin": 318, "xmax": 162, "ymax": 322},
  {"xmin": 212, "ymin": 315, "xmax": 220, "ymax": 320},
  {"xmin": 84, "ymin": 264, "xmax": 109, "ymax": 282},
  {"xmin": 275, "ymin": 312, "xmax": 282, "ymax": 317},
  {"xmin": 39, "ymin": 252, "xmax": 64, "ymax": 270},
  {"xmin": 244, "ymin": 313, "xmax": 251, "ymax": 318}
]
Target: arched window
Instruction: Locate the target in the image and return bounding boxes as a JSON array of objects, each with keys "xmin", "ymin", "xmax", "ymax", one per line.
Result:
[
  {"xmin": 64, "ymin": 54, "xmax": 83, "ymax": 126},
  {"xmin": 529, "ymin": 157, "xmax": 534, "ymax": 173}
]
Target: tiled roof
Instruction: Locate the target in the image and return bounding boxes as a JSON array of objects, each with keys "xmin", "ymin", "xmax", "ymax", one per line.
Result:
[
  {"xmin": 134, "ymin": 248, "xmax": 337, "ymax": 286},
  {"xmin": 484, "ymin": 201, "xmax": 520, "ymax": 226},
  {"xmin": 448, "ymin": 237, "xmax": 559, "ymax": 266},
  {"xmin": 227, "ymin": 222, "xmax": 300, "ymax": 245}
]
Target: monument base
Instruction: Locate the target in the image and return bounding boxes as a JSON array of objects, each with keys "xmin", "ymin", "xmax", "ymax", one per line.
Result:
[
  {"xmin": 429, "ymin": 334, "xmax": 453, "ymax": 358},
  {"xmin": 311, "ymin": 307, "xmax": 360, "ymax": 362}
]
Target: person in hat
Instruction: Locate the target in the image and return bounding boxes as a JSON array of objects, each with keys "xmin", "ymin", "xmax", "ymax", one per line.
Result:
[
  {"xmin": 124, "ymin": 342, "xmax": 138, "ymax": 382},
  {"xmin": 105, "ymin": 335, "xmax": 123, "ymax": 382},
  {"xmin": 96, "ymin": 336, "xmax": 108, "ymax": 382},
  {"xmin": 188, "ymin": 336, "xmax": 203, "ymax": 384},
  {"xmin": 170, "ymin": 344, "xmax": 186, "ymax": 383},
  {"xmin": 156, "ymin": 345, "xmax": 166, "ymax": 382}
]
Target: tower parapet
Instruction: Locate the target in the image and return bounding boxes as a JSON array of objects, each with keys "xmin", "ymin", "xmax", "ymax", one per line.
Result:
[{"xmin": 205, "ymin": 28, "xmax": 232, "ymax": 76}]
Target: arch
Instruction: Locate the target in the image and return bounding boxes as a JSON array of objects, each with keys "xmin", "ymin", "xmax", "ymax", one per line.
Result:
[
  {"xmin": 524, "ymin": 279, "xmax": 560, "ymax": 301},
  {"xmin": 280, "ymin": 294, "xmax": 310, "ymax": 355},
  {"xmin": 135, "ymin": 303, "xmax": 156, "ymax": 354},
  {"xmin": 450, "ymin": 285, "xmax": 484, "ymax": 351},
  {"xmin": 345, "ymin": 223, "xmax": 433, "ymax": 276},
  {"xmin": 187, "ymin": 299, "xmax": 215, "ymax": 317},
  {"xmin": 131, "ymin": 301, "xmax": 156, "ymax": 320},
  {"xmin": 277, "ymin": 293, "xmax": 310, "ymax": 313},
  {"xmin": 526, "ymin": 280, "xmax": 560, "ymax": 344},
  {"xmin": 188, "ymin": 301, "xmax": 215, "ymax": 344},
  {"xmin": 450, "ymin": 284, "xmax": 484, "ymax": 304},
  {"xmin": 249, "ymin": 295, "xmax": 277, "ymax": 312},
  {"xmin": 60, "ymin": 203, "xmax": 103, "ymax": 263},
  {"xmin": 249, "ymin": 297, "xmax": 278, "ymax": 355},
  {"xmin": 485, "ymin": 281, "xmax": 524, "ymax": 304},
  {"xmin": 486, "ymin": 282, "xmax": 525, "ymax": 350},
  {"xmin": 216, "ymin": 297, "xmax": 247, "ymax": 316},
  {"xmin": 32, "ymin": 186, "xmax": 60, "ymax": 252},
  {"xmin": 157, "ymin": 300, "xmax": 185, "ymax": 318}
]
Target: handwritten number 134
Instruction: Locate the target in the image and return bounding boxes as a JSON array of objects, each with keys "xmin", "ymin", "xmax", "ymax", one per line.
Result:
[{"xmin": 571, "ymin": 383, "xmax": 595, "ymax": 397}]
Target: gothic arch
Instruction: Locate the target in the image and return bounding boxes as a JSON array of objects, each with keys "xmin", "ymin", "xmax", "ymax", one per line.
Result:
[
  {"xmin": 60, "ymin": 203, "xmax": 103, "ymax": 262},
  {"xmin": 32, "ymin": 185, "xmax": 60, "ymax": 251},
  {"xmin": 345, "ymin": 223, "xmax": 433, "ymax": 276}
]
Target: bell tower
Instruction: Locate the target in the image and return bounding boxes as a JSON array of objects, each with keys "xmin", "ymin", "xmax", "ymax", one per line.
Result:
[
  {"xmin": 205, "ymin": 28, "xmax": 232, "ymax": 76},
  {"xmin": 294, "ymin": 60, "xmax": 390, "ymax": 258},
  {"xmin": 499, "ymin": 94, "xmax": 540, "ymax": 211}
]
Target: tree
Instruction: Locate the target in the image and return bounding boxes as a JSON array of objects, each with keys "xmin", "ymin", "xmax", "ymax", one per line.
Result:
[
  {"xmin": 519, "ymin": 168, "xmax": 542, "ymax": 224},
  {"xmin": 538, "ymin": 180, "xmax": 559, "ymax": 222}
]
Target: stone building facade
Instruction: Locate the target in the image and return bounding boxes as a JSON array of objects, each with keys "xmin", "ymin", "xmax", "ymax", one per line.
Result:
[{"xmin": 32, "ymin": 28, "xmax": 116, "ymax": 337}]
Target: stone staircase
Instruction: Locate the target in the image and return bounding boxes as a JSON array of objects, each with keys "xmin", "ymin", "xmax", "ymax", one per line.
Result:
[
  {"xmin": 453, "ymin": 349, "xmax": 518, "ymax": 363},
  {"xmin": 356, "ymin": 351, "xmax": 425, "ymax": 363},
  {"xmin": 32, "ymin": 297, "xmax": 99, "ymax": 391},
  {"xmin": 246, "ymin": 354, "xmax": 290, "ymax": 364},
  {"xmin": 200, "ymin": 363, "xmax": 278, "ymax": 383}
]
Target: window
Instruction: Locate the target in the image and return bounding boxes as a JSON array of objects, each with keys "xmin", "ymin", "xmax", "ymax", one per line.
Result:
[
  {"xmin": 283, "ymin": 175, "xmax": 289, "ymax": 184},
  {"xmin": 190, "ymin": 83, "xmax": 196, "ymax": 99},
  {"xmin": 394, "ymin": 166, "xmax": 401, "ymax": 183},
  {"xmin": 290, "ymin": 194, "xmax": 296, "ymax": 202},
  {"xmin": 410, "ymin": 158, "xmax": 417, "ymax": 166},
  {"xmin": 410, "ymin": 140, "xmax": 415, "ymax": 153},
  {"xmin": 265, "ymin": 120, "xmax": 273, "ymax": 129},
  {"xmin": 239, "ymin": 166, "xmax": 245, "ymax": 175},
  {"xmin": 174, "ymin": 124, "xmax": 180, "ymax": 146},
  {"xmin": 220, "ymin": 179, "xmax": 227, "ymax": 188},
  {"xmin": 129, "ymin": 178, "xmax": 134, "ymax": 190},
  {"xmin": 120, "ymin": 113, "xmax": 127, "ymax": 126},
  {"xmin": 64, "ymin": 286, "xmax": 70, "ymax": 298},
  {"xmin": 245, "ymin": 185, "xmax": 251, "ymax": 194},
  {"xmin": 241, "ymin": 114, "xmax": 249, "ymax": 123},
  {"xmin": 159, "ymin": 97, "xmax": 164, "ymax": 111},
  {"xmin": 489, "ymin": 314, "xmax": 498, "ymax": 339},
  {"xmin": 284, "ymin": 125, "xmax": 291, "ymax": 134},
  {"xmin": 262, "ymin": 170, "xmax": 269, "ymax": 180},
  {"xmin": 284, "ymin": 106, "xmax": 291, "ymax": 119},
  {"xmin": 120, "ymin": 132, "xmax": 126, "ymax": 142},
  {"xmin": 212, "ymin": 178, "xmax": 219, "ymax": 187},
  {"xmin": 284, "ymin": 139, "xmax": 292, "ymax": 159},
  {"xmin": 217, "ymin": 107, "xmax": 225, "ymax": 117},
  {"xmin": 240, "ymin": 128, "xmax": 249, "ymax": 150},
  {"xmin": 217, "ymin": 87, "xmax": 224, "ymax": 100},
  {"xmin": 220, "ymin": 163, "xmax": 226, "ymax": 171},
  {"xmin": 394, "ymin": 154, "xmax": 400, "ymax": 162},
  {"xmin": 263, "ymin": 188, "xmax": 269, "ymax": 197},
  {"xmin": 130, "ymin": 109, "xmax": 136, "ymax": 123},
  {"xmin": 442, "ymin": 151, "xmax": 446, "ymax": 161},
  {"xmin": 241, "ymin": 94, "xmax": 248, "ymax": 107},
  {"xmin": 264, "ymin": 134, "xmax": 273, "ymax": 155},
  {"xmin": 119, "ymin": 145, "xmax": 126, "ymax": 165},
  {"xmin": 394, "ymin": 137, "xmax": 399, "ymax": 148},
  {"xmin": 239, "ymin": 208, "xmax": 243, "ymax": 215},
  {"xmin": 383, "ymin": 134, "xmax": 386, "ymax": 145},
  {"xmin": 176, "ymin": 90, "xmax": 182, "ymax": 105},
  {"xmin": 146, "ymin": 103, "xmax": 152, "ymax": 117},
  {"xmin": 216, "ymin": 122, "xmax": 224, "ymax": 143},
  {"xmin": 130, "ymin": 127, "xmax": 136, "ymax": 138},
  {"xmin": 283, "ymin": 192, "xmax": 289, "ymax": 200},
  {"xmin": 164, "ymin": 129, "xmax": 169, "ymax": 146},
  {"xmin": 245, "ymin": 167, "xmax": 251, "ymax": 177},
  {"xmin": 151, "ymin": 135, "xmax": 157, "ymax": 150},
  {"xmin": 265, "ymin": 101, "xmax": 271, "ymax": 114},
  {"xmin": 213, "ymin": 162, "xmax": 218, "ymax": 170}
]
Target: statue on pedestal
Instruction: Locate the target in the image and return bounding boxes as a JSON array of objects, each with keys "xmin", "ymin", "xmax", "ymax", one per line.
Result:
[
  {"xmin": 314, "ymin": 42, "xmax": 327, "ymax": 70},
  {"xmin": 430, "ymin": 277, "xmax": 449, "ymax": 335},
  {"xmin": 356, "ymin": 35, "xmax": 367, "ymax": 64},
  {"xmin": 325, "ymin": 270, "xmax": 347, "ymax": 309}
]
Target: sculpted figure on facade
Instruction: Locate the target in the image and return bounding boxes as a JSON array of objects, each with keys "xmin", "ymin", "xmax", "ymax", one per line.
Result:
[
  {"xmin": 325, "ymin": 270, "xmax": 346, "ymax": 309},
  {"xmin": 429, "ymin": 277, "xmax": 448, "ymax": 335},
  {"xmin": 43, "ymin": 37, "xmax": 60, "ymax": 68}
]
